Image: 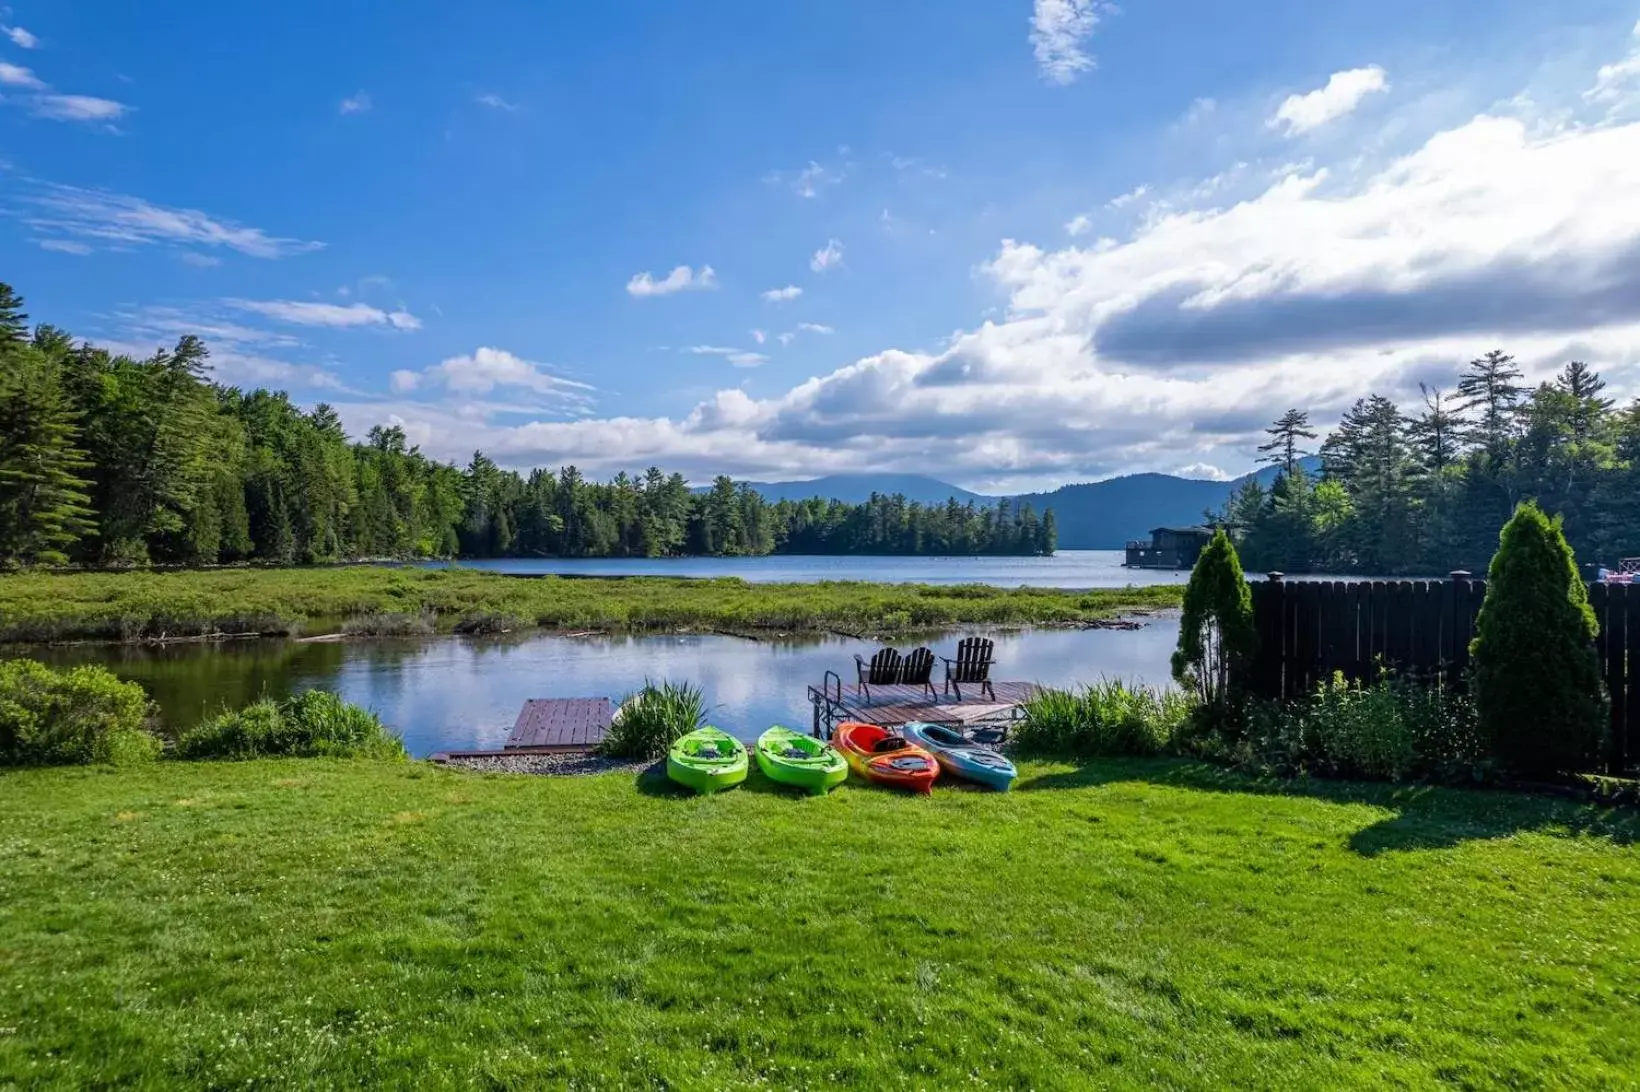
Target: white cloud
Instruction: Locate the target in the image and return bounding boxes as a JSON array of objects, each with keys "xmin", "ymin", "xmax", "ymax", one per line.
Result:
[
  {"xmin": 4, "ymin": 25, "xmax": 38, "ymax": 48},
  {"xmin": 777, "ymin": 332, "xmax": 795, "ymax": 347},
  {"xmin": 765, "ymin": 160, "xmax": 844, "ymax": 199},
  {"xmin": 626, "ymin": 264, "xmax": 718, "ymax": 298},
  {"xmin": 1107, "ymin": 184, "xmax": 1150, "ymax": 210},
  {"xmin": 1064, "ymin": 213, "xmax": 1093, "ymax": 237},
  {"xmin": 34, "ymin": 238, "xmax": 91, "ymax": 255},
  {"xmin": 1272, "ymin": 66, "xmax": 1389, "ymax": 135},
  {"xmin": 1175, "ymin": 463, "xmax": 1232, "ymax": 481},
  {"xmin": 686, "ymin": 345, "xmax": 768, "ymax": 368},
  {"xmin": 419, "ymin": 347, "xmax": 596, "ymax": 404},
  {"xmin": 1586, "ymin": 21, "xmax": 1640, "ymax": 105},
  {"xmin": 31, "ymin": 94, "xmax": 128, "ymax": 122},
  {"xmin": 810, "ymin": 239, "xmax": 844, "ymax": 273},
  {"xmin": 178, "ymin": 252, "xmax": 222, "ymax": 268},
  {"xmin": 761, "ymin": 285, "xmax": 803, "ymax": 303},
  {"xmin": 105, "ymin": 307, "xmax": 350, "ymax": 393},
  {"xmin": 751, "ymin": 329, "xmax": 767, "ymax": 344},
  {"xmin": 0, "ymin": 62, "xmax": 44, "ymax": 89},
  {"xmin": 796, "ymin": 322, "xmax": 834, "ymax": 335},
  {"xmin": 389, "ymin": 369, "xmax": 421, "ymax": 393},
  {"xmin": 23, "ymin": 183, "xmax": 323, "ymax": 258},
  {"xmin": 1030, "ymin": 0, "xmax": 1109, "ymax": 86},
  {"xmin": 226, "ymin": 299, "xmax": 421, "ymax": 331},
  {"xmin": 1182, "ymin": 97, "xmax": 1217, "ymax": 125},
  {"xmin": 339, "ymin": 91, "xmax": 372, "ymax": 115},
  {"xmin": 476, "ymin": 93, "xmax": 518, "ymax": 111}
]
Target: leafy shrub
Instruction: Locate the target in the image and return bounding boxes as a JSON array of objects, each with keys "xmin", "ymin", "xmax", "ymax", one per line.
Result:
[
  {"xmin": 1188, "ymin": 673, "xmax": 1486, "ymax": 784},
  {"xmin": 1172, "ymin": 530, "xmax": 1257, "ymax": 708},
  {"xmin": 1014, "ymin": 680, "xmax": 1192, "ymax": 758},
  {"xmin": 1471, "ymin": 502, "xmax": 1607, "ymax": 777},
  {"xmin": 0, "ymin": 659, "xmax": 160, "ymax": 766},
  {"xmin": 453, "ymin": 611, "xmax": 527, "ymax": 636},
  {"xmin": 600, "ymin": 680, "xmax": 706, "ymax": 760},
  {"xmin": 341, "ymin": 611, "xmax": 436, "ymax": 637},
  {"xmin": 175, "ymin": 689, "xmax": 406, "ymax": 760}
]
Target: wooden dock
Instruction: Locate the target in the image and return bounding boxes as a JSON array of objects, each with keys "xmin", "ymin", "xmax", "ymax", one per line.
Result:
[
  {"xmin": 506, "ymin": 697, "xmax": 615, "ymax": 751},
  {"xmin": 807, "ymin": 677, "xmax": 1038, "ymax": 740}
]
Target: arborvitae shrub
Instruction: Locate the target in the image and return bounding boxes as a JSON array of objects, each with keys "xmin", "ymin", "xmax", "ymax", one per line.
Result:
[{"xmin": 1172, "ymin": 529, "xmax": 1257, "ymax": 709}]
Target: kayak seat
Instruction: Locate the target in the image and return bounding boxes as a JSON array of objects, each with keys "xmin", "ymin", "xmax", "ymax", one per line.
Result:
[{"xmin": 872, "ymin": 737, "xmax": 909, "ymax": 754}]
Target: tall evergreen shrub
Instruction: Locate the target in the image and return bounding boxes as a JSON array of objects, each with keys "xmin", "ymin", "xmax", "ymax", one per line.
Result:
[
  {"xmin": 1471, "ymin": 502, "xmax": 1606, "ymax": 776},
  {"xmin": 1172, "ymin": 530, "xmax": 1257, "ymax": 707}
]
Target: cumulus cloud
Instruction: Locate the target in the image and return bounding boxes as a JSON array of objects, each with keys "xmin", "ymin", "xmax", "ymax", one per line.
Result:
[
  {"xmin": 339, "ymin": 91, "xmax": 372, "ymax": 114},
  {"xmin": 226, "ymin": 299, "xmax": 421, "ymax": 330},
  {"xmin": 22, "ymin": 183, "xmax": 322, "ymax": 258},
  {"xmin": 1064, "ymin": 213, "xmax": 1093, "ymax": 237},
  {"xmin": 411, "ymin": 347, "xmax": 597, "ymax": 406},
  {"xmin": 762, "ymin": 285, "xmax": 803, "ymax": 303},
  {"xmin": 1271, "ymin": 66, "xmax": 1389, "ymax": 135},
  {"xmin": 1030, "ymin": 0, "xmax": 1110, "ymax": 86},
  {"xmin": 0, "ymin": 62, "xmax": 45, "ymax": 89},
  {"xmin": 1107, "ymin": 184, "xmax": 1150, "ymax": 210},
  {"xmin": 1175, "ymin": 463, "xmax": 1232, "ymax": 481},
  {"xmin": 627, "ymin": 264, "xmax": 718, "ymax": 298},
  {"xmin": 765, "ymin": 160, "xmax": 845, "ymax": 199},
  {"xmin": 326, "ymin": 63, "xmax": 1640, "ymax": 490},
  {"xmin": 4, "ymin": 25, "xmax": 38, "ymax": 48},
  {"xmin": 1586, "ymin": 21, "xmax": 1640, "ymax": 105},
  {"xmin": 751, "ymin": 329, "xmax": 767, "ymax": 345},
  {"xmin": 389, "ymin": 369, "xmax": 421, "ymax": 393},
  {"xmin": 810, "ymin": 239, "xmax": 844, "ymax": 273}
]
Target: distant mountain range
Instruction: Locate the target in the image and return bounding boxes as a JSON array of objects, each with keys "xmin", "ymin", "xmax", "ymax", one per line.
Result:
[{"xmin": 713, "ymin": 461, "xmax": 1319, "ymax": 549}]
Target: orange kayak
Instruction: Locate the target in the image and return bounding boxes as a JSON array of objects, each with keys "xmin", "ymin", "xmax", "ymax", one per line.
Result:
[{"xmin": 833, "ymin": 722, "xmax": 939, "ymax": 795}]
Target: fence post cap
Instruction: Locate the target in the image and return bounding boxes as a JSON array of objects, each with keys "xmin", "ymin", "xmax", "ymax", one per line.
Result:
[
  {"xmin": 1449, "ymin": 570, "xmax": 1472, "ymax": 582},
  {"xmin": 1266, "ymin": 571, "xmax": 1284, "ymax": 583}
]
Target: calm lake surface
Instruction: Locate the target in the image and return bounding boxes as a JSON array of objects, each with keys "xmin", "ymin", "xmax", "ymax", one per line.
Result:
[
  {"xmin": 432, "ymin": 549, "xmax": 1192, "ymax": 588},
  {"xmin": 31, "ymin": 621, "xmax": 1180, "ymax": 757}
]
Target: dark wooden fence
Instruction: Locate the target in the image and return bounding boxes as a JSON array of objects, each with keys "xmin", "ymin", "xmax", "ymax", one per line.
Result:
[{"xmin": 1244, "ymin": 574, "xmax": 1637, "ymax": 775}]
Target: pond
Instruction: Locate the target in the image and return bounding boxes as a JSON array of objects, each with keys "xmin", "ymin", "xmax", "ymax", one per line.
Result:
[{"xmin": 28, "ymin": 619, "xmax": 1182, "ymax": 757}]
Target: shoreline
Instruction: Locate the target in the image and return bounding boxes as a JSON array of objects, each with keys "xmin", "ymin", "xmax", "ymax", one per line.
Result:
[{"xmin": 0, "ymin": 567, "xmax": 1183, "ymax": 648}]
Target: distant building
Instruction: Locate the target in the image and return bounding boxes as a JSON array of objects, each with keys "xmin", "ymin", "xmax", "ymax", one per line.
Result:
[{"xmin": 1124, "ymin": 526, "xmax": 1213, "ymax": 570}]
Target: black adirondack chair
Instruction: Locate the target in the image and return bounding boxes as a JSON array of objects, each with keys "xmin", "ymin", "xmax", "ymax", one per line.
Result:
[
  {"xmin": 898, "ymin": 647, "xmax": 937, "ymax": 699},
  {"xmin": 854, "ymin": 647, "xmax": 903, "ymax": 700},
  {"xmin": 943, "ymin": 637, "xmax": 996, "ymax": 701}
]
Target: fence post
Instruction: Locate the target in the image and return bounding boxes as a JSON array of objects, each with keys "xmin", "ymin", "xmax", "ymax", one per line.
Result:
[{"xmin": 1446, "ymin": 571, "xmax": 1472, "ymax": 690}]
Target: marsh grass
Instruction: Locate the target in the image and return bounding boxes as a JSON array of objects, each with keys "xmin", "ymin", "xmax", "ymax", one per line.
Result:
[
  {"xmin": 0, "ymin": 567, "xmax": 1181, "ymax": 644},
  {"xmin": 174, "ymin": 690, "xmax": 407, "ymax": 760},
  {"xmin": 600, "ymin": 680, "xmax": 708, "ymax": 760}
]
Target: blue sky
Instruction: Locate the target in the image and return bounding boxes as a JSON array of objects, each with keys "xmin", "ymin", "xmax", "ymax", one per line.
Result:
[{"xmin": 5, "ymin": 1, "xmax": 1640, "ymax": 491}]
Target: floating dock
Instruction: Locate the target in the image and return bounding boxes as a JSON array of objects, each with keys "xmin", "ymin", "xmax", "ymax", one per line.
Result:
[
  {"xmin": 429, "ymin": 697, "xmax": 614, "ymax": 762},
  {"xmin": 806, "ymin": 676, "xmax": 1038, "ymax": 740}
]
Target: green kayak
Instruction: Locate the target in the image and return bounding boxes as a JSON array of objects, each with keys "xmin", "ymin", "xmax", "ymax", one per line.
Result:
[
  {"xmin": 666, "ymin": 727, "xmax": 748, "ymax": 794},
  {"xmin": 755, "ymin": 725, "xmax": 848, "ymax": 796}
]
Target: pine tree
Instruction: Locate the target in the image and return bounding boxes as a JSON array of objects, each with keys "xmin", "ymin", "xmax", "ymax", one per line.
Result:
[
  {"xmin": 0, "ymin": 349, "xmax": 97, "ymax": 565},
  {"xmin": 1257, "ymin": 409, "xmax": 1318, "ymax": 475},
  {"xmin": 1457, "ymin": 350, "xmax": 1525, "ymax": 455}
]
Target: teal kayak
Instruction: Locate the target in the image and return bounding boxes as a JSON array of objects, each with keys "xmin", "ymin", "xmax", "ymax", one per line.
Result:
[
  {"xmin": 900, "ymin": 721, "xmax": 1017, "ymax": 791},
  {"xmin": 666, "ymin": 727, "xmax": 748, "ymax": 794},
  {"xmin": 755, "ymin": 726, "xmax": 848, "ymax": 795}
]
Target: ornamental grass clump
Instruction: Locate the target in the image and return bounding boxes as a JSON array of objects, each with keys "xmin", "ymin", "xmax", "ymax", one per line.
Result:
[
  {"xmin": 600, "ymin": 680, "xmax": 707, "ymax": 760},
  {"xmin": 1470, "ymin": 502, "xmax": 1607, "ymax": 777},
  {"xmin": 1014, "ymin": 680, "xmax": 1192, "ymax": 758}
]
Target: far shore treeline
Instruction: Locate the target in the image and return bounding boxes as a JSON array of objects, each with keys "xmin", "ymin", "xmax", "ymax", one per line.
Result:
[{"xmin": 0, "ymin": 284, "xmax": 1055, "ymax": 568}]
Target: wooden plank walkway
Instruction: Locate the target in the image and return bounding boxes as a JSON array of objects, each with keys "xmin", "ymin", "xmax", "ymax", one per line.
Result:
[
  {"xmin": 808, "ymin": 680, "xmax": 1039, "ymax": 737},
  {"xmin": 505, "ymin": 697, "xmax": 615, "ymax": 752}
]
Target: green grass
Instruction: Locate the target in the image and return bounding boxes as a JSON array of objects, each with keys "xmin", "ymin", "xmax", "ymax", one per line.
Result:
[
  {"xmin": 1, "ymin": 760, "xmax": 1635, "ymax": 1088},
  {"xmin": 0, "ymin": 566, "xmax": 1182, "ymax": 644}
]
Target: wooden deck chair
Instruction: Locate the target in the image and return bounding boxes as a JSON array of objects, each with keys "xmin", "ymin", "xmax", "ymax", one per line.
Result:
[
  {"xmin": 943, "ymin": 637, "xmax": 996, "ymax": 702},
  {"xmin": 898, "ymin": 647, "xmax": 937, "ymax": 699},
  {"xmin": 854, "ymin": 647, "xmax": 903, "ymax": 700}
]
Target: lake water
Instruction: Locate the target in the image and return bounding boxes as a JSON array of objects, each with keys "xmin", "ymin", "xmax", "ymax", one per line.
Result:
[
  {"xmin": 30, "ymin": 620, "xmax": 1181, "ymax": 757},
  {"xmin": 430, "ymin": 549, "xmax": 1192, "ymax": 588}
]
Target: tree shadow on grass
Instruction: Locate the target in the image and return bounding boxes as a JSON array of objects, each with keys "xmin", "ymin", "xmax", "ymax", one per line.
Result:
[{"xmin": 1016, "ymin": 757, "xmax": 1639, "ymax": 856}]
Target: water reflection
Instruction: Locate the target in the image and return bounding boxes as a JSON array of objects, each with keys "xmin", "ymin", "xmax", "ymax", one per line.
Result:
[{"xmin": 27, "ymin": 619, "xmax": 1179, "ymax": 757}]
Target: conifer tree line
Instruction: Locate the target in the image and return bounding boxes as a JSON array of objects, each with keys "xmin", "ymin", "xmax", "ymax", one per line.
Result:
[
  {"xmin": 0, "ymin": 284, "xmax": 1054, "ymax": 567},
  {"xmin": 1220, "ymin": 351, "xmax": 1640, "ymax": 574}
]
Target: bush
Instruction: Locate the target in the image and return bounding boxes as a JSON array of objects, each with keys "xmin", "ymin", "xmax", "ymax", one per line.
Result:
[
  {"xmin": 0, "ymin": 659, "xmax": 161, "ymax": 766},
  {"xmin": 175, "ymin": 689, "xmax": 407, "ymax": 760},
  {"xmin": 1014, "ymin": 680, "xmax": 1192, "ymax": 758},
  {"xmin": 1188, "ymin": 673, "xmax": 1486, "ymax": 784},
  {"xmin": 600, "ymin": 680, "xmax": 706, "ymax": 760},
  {"xmin": 1172, "ymin": 530, "xmax": 1257, "ymax": 708},
  {"xmin": 341, "ymin": 611, "xmax": 436, "ymax": 637},
  {"xmin": 1471, "ymin": 502, "xmax": 1607, "ymax": 777}
]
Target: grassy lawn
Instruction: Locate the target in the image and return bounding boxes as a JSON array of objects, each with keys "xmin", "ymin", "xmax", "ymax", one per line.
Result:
[
  {"xmin": 0, "ymin": 566, "xmax": 1181, "ymax": 644},
  {"xmin": 1, "ymin": 760, "xmax": 1635, "ymax": 1089}
]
